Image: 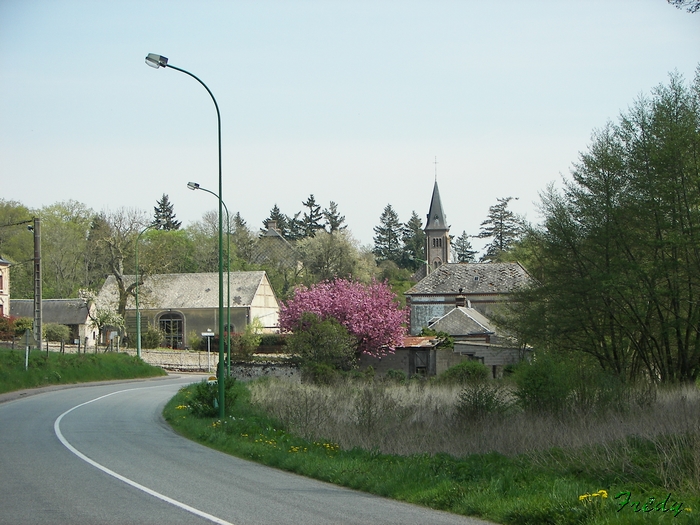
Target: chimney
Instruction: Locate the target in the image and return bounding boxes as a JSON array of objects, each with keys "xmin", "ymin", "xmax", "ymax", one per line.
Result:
[{"xmin": 455, "ymin": 287, "xmax": 467, "ymax": 308}]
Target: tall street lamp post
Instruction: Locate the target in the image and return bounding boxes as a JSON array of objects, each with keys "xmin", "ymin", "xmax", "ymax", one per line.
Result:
[
  {"xmin": 135, "ymin": 222, "xmax": 160, "ymax": 359},
  {"xmin": 146, "ymin": 53, "xmax": 225, "ymax": 418},
  {"xmin": 187, "ymin": 181, "xmax": 231, "ymax": 377}
]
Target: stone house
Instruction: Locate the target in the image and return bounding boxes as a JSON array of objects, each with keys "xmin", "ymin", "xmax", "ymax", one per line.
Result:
[
  {"xmin": 358, "ymin": 336, "xmax": 440, "ymax": 378},
  {"xmin": 96, "ymin": 271, "xmax": 280, "ymax": 349}
]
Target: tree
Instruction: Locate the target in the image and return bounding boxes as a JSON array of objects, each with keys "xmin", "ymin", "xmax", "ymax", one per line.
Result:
[
  {"xmin": 231, "ymin": 212, "xmax": 255, "ymax": 263},
  {"xmin": 40, "ymin": 201, "xmax": 94, "ymax": 298},
  {"xmin": 401, "ymin": 211, "xmax": 426, "ymax": 269},
  {"xmin": 668, "ymin": 0, "xmax": 700, "ymax": 13},
  {"xmin": 279, "ymin": 278, "xmax": 407, "ymax": 358},
  {"xmin": 504, "ymin": 69, "xmax": 700, "ymax": 383},
  {"xmin": 153, "ymin": 194, "xmax": 181, "ymax": 231},
  {"xmin": 298, "ymin": 230, "xmax": 361, "ymax": 282},
  {"xmin": 373, "ymin": 204, "xmax": 403, "ymax": 264},
  {"xmin": 300, "ymin": 194, "xmax": 324, "ymax": 238},
  {"xmin": 322, "ymin": 201, "xmax": 347, "ymax": 234},
  {"xmin": 477, "ymin": 197, "xmax": 523, "ymax": 261},
  {"xmin": 262, "ymin": 204, "xmax": 290, "ymax": 238},
  {"xmin": 453, "ymin": 230, "xmax": 477, "ymax": 263}
]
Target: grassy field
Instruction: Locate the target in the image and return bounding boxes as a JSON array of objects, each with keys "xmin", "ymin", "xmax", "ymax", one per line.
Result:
[
  {"xmin": 0, "ymin": 347, "xmax": 167, "ymax": 394},
  {"xmin": 164, "ymin": 377, "xmax": 699, "ymax": 525}
]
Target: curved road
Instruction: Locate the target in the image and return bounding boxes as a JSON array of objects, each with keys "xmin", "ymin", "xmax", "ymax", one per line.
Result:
[{"xmin": 0, "ymin": 375, "xmax": 493, "ymax": 525}]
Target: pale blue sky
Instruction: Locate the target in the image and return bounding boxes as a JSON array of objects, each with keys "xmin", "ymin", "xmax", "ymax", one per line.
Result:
[{"xmin": 1, "ymin": 1, "xmax": 699, "ymax": 252}]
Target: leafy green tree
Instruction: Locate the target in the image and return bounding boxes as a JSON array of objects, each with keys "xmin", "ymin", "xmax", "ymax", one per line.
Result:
[
  {"xmin": 40, "ymin": 201, "xmax": 94, "ymax": 298},
  {"xmin": 505, "ymin": 69, "xmax": 700, "ymax": 383},
  {"xmin": 322, "ymin": 201, "xmax": 347, "ymax": 234},
  {"xmin": 230, "ymin": 212, "xmax": 255, "ymax": 264},
  {"xmin": 373, "ymin": 204, "xmax": 402, "ymax": 264},
  {"xmin": 453, "ymin": 230, "xmax": 477, "ymax": 263},
  {"xmin": 0, "ymin": 200, "xmax": 34, "ymax": 298},
  {"xmin": 298, "ymin": 230, "xmax": 361, "ymax": 282},
  {"xmin": 186, "ymin": 210, "xmax": 219, "ymax": 273},
  {"xmin": 478, "ymin": 197, "xmax": 523, "ymax": 262},
  {"xmin": 153, "ymin": 194, "xmax": 181, "ymax": 231}
]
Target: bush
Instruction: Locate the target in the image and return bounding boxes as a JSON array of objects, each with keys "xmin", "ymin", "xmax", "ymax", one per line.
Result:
[
  {"xmin": 384, "ymin": 369, "xmax": 407, "ymax": 383},
  {"xmin": 231, "ymin": 318, "xmax": 263, "ymax": 358},
  {"xmin": 141, "ymin": 325, "xmax": 164, "ymax": 349},
  {"xmin": 13, "ymin": 317, "xmax": 33, "ymax": 338},
  {"xmin": 187, "ymin": 331, "xmax": 202, "ymax": 351},
  {"xmin": 188, "ymin": 376, "xmax": 239, "ymax": 418},
  {"xmin": 438, "ymin": 360, "xmax": 489, "ymax": 384},
  {"xmin": 287, "ymin": 312, "xmax": 357, "ymax": 372},
  {"xmin": 456, "ymin": 382, "xmax": 513, "ymax": 421},
  {"xmin": 300, "ymin": 362, "xmax": 341, "ymax": 385},
  {"xmin": 44, "ymin": 323, "xmax": 70, "ymax": 342},
  {"xmin": 513, "ymin": 354, "xmax": 573, "ymax": 414}
]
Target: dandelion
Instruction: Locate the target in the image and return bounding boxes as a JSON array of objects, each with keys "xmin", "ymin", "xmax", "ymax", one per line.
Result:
[
  {"xmin": 176, "ymin": 405, "xmax": 189, "ymax": 410},
  {"xmin": 579, "ymin": 490, "xmax": 608, "ymax": 502}
]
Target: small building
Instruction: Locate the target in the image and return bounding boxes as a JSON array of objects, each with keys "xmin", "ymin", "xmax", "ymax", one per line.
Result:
[
  {"xmin": 10, "ymin": 298, "xmax": 96, "ymax": 345},
  {"xmin": 96, "ymin": 271, "xmax": 280, "ymax": 349},
  {"xmin": 359, "ymin": 336, "xmax": 440, "ymax": 378}
]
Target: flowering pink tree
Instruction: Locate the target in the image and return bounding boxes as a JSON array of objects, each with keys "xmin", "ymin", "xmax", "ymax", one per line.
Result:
[{"xmin": 279, "ymin": 279, "xmax": 408, "ymax": 358}]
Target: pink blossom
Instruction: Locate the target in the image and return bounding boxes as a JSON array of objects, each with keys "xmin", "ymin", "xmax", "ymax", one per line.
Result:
[{"xmin": 280, "ymin": 279, "xmax": 408, "ymax": 358}]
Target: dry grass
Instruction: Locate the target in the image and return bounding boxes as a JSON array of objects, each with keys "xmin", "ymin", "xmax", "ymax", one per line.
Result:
[{"xmin": 249, "ymin": 378, "xmax": 700, "ymax": 490}]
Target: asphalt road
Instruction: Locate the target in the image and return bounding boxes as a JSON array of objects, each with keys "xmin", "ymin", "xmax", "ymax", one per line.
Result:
[{"xmin": 0, "ymin": 375, "xmax": 494, "ymax": 525}]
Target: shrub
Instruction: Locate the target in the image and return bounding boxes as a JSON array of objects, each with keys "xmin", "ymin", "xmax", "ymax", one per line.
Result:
[
  {"xmin": 188, "ymin": 376, "xmax": 239, "ymax": 418},
  {"xmin": 513, "ymin": 354, "xmax": 573, "ymax": 414},
  {"xmin": 44, "ymin": 323, "xmax": 70, "ymax": 342},
  {"xmin": 384, "ymin": 369, "xmax": 407, "ymax": 383},
  {"xmin": 0, "ymin": 316, "xmax": 16, "ymax": 340},
  {"xmin": 301, "ymin": 362, "xmax": 341, "ymax": 385},
  {"xmin": 13, "ymin": 317, "xmax": 33, "ymax": 338},
  {"xmin": 287, "ymin": 312, "xmax": 357, "ymax": 372},
  {"xmin": 141, "ymin": 325, "xmax": 164, "ymax": 349},
  {"xmin": 456, "ymin": 382, "xmax": 513, "ymax": 421},
  {"xmin": 231, "ymin": 318, "xmax": 263, "ymax": 358},
  {"xmin": 438, "ymin": 360, "xmax": 489, "ymax": 384}
]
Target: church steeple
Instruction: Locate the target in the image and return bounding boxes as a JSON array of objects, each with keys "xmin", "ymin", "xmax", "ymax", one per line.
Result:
[{"xmin": 424, "ymin": 180, "xmax": 450, "ymax": 274}]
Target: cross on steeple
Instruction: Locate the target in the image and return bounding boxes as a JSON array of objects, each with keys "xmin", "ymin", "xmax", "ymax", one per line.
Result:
[{"xmin": 434, "ymin": 156, "xmax": 438, "ymax": 182}]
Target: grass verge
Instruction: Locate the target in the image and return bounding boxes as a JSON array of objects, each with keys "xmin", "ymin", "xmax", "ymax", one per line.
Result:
[
  {"xmin": 164, "ymin": 380, "xmax": 698, "ymax": 525},
  {"xmin": 0, "ymin": 347, "xmax": 167, "ymax": 394}
]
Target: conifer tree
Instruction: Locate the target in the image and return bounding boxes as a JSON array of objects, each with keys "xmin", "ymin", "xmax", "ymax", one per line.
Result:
[
  {"xmin": 477, "ymin": 197, "xmax": 522, "ymax": 261},
  {"xmin": 153, "ymin": 194, "xmax": 181, "ymax": 231},
  {"xmin": 373, "ymin": 204, "xmax": 403, "ymax": 263},
  {"xmin": 453, "ymin": 230, "xmax": 477, "ymax": 263}
]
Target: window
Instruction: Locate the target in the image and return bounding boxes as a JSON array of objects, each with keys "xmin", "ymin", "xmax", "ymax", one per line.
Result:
[{"xmin": 158, "ymin": 312, "xmax": 184, "ymax": 349}]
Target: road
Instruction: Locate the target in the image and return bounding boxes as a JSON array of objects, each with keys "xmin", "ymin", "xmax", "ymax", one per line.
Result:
[{"xmin": 0, "ymin": 375, "xmax": 494, "ymax": 525}]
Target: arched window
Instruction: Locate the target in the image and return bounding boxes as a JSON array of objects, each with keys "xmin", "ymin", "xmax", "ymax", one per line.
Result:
[{"xmin": 158, "ymin": 312, "xmax": 184, "ymax": 349}]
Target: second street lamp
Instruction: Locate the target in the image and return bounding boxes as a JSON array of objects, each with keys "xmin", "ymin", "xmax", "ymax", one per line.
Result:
[
  {"xmin": 187, "ymin": 181, "xmax": 232, "ymax": 377},
  {"xmin": 146, "ymin": 53, "xmax": 225, "ymax": 418}
]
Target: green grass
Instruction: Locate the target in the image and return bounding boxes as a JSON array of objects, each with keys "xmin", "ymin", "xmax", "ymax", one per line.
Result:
[
  {"xmin": 164, "ymin": 381, "xmax": 698, "ymax": 525},
  {"xmin": 0, "ymin": 347, "xmax": 167, "ymax": 394}
]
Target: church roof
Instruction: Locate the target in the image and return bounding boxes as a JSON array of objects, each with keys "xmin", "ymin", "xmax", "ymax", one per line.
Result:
[
  {"xmin": 405, "ymin": 262, "xmax": 532, "ymax": 296},
  {"xmin": 424, "ymin": 181, "xmax": 448, "ymax": 232}
]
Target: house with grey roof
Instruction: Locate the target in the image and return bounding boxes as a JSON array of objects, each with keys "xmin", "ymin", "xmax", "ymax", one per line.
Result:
[
  {"xmin": 405, "ymin": 262, "xmax": 532, "ymax": 335},
  {"xmin": 10, "ymin": 298, "xmax": 96, "ymax": 345},
  {"xmin": 96, "ymin": 271, "xmax": 279, "ymax": 349},
  {"xmin": 0, "ymin": 256, "xmax": 9, "ymax": 319}
]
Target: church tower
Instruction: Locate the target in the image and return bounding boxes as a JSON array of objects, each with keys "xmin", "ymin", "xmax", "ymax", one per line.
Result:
[{"xmin": 424, "ymin": 180, "xmax": 450, "ymax": 274}]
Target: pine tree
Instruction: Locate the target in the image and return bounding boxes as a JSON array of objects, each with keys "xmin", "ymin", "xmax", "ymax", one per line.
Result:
[
  {"xmin": 373, "ymin": 204, "xmax": 403, "ymax": 263},
  {"xmin": 322, "ymin": 201, "xmax": 347, "ymax": 234},
  {"xmin": 453, "ymin": 230, "xmax": 477, "ymax": 263},
  {"xmin": 477, "ymin": 197, "xmax": 522, "ymax": 261},
  {"xmin": 300, "ymin": 194, "xmax": 324, "ymax": 238},
  {"xmin": 401, "ymin": 211, "xmax": 426, "ymax": 269},
  {"xmin": 262, "ymin": 205, "xmax": 290, "ymax": 238},
  {"xmin": 153, "ymin": 194, "xmax": 181, "ymax": 231}
]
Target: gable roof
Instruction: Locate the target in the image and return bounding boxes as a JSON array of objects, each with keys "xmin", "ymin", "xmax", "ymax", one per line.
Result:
[
  {"xmin": 405, "ymin": 262, "xmax": 531, "ymax": 296},
  {"xmin": 97, "ymin": 271, "xmax": 274, "ymax": 310},
  {"xmin": 429, "ymin": 306, "xmax": 495, "ymax": 336},
  {"xmin": 11, "ymin": 299, "xmax": 91, "ymax": 325}
]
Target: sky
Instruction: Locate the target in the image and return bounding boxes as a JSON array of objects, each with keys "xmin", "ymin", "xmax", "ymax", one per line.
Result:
[{"xmin": 1, "ymin": 1, "xmax": 699, "ymax": 254}]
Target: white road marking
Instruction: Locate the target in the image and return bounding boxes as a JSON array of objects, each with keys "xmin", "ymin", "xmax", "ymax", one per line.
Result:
[{"xmin": 54, "ymin": 387, "xmax": 235, "ymax": 525}]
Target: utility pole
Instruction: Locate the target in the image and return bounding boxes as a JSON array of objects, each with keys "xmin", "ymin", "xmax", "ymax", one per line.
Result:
[{"xmin": 32, "ymin": 217, "xmax": 42, "ymax": 351}]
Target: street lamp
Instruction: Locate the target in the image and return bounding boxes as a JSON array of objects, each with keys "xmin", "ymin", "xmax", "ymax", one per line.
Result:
[
  {"xmin": 135, "ymin": 222, "xmax": 160, "ymax": 359},
  {"xmin": 187, "ymin": 181, "xmax": 231, "ymax": 377},
  {"xmin": 146, "ymin": 53, "xmax": 226, "ymax": 418}
]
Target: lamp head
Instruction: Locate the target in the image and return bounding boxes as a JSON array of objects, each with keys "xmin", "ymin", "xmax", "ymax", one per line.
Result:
[
  {"xmin": 145, "ymin": 53, "xmax": 168, "ymax": 69},
  {"xmin": 187, "ymin": 182, "xmax": 200, "ymax": 191}
]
